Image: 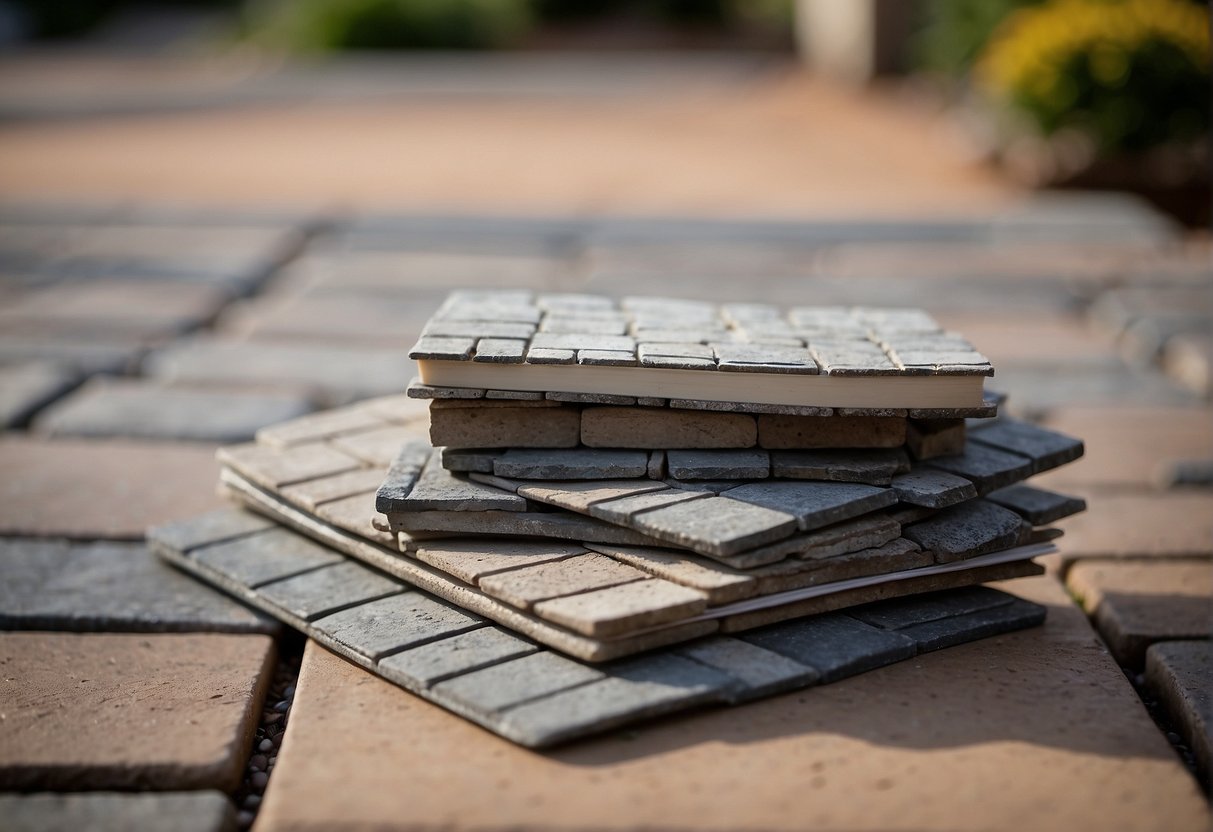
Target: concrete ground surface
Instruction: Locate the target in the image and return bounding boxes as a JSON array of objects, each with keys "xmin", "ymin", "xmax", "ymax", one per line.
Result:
[{"xmin": 0, "ymin": 50, "xmax": 1210, "ymax": 832}]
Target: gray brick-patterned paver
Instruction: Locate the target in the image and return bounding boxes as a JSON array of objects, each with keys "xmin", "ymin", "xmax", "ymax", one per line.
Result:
[
  {"xmin": 889, "ymin": 468, "xmax": 979, "ymax": 508},
  {"xmin": 925, "ymin": 442, "xmax": 1035, "ymax": 494},
  {"xmin": 741, "ymin": 613, "xmax": 916, "ymax": 683},
  {"xmin": 257, "ymin": 561, "xmax": 403, "ymax": 622},
  {"xmin": 903, "ymin": 500, "xmax": 1027, "ymax": 563},
  {"xmin": 720, "ymin": 481, "xmax": 896, "ymax": 531},
  {"xmin": 667, "ymin": 449, "xmax": 771, "ymax": 480},
  {"xmin": 379, "ymin": 625, "xmax": 540, "ymax": 687},
  {"xmin": 494, "ymin": 448, "xmax": 649, "ymax": 479},
  {"xmin": 985, "ymin": 484, "xmax": 1087, "ymax": 525},
  {"xmin": 312, "ymin": 592, "xmax": 483, "ymax": 661},
  {"xmin": 629, "ymin": 496, "xmax": 798, "ymax": 557}
]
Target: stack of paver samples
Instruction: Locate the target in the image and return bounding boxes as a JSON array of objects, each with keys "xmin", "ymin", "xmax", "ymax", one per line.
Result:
[{"xmin": 152, "ymin": 290, "xmax": 1087, "ymax": 747}]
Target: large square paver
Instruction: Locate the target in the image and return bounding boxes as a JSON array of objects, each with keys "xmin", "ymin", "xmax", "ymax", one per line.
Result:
[
  {"xmin": 0, "ymin": 632, "xmax": 274, "ymax": 790},
  {"xmin": 254, "ymin": 576, "xmax": 1209, "ymax": 832}
]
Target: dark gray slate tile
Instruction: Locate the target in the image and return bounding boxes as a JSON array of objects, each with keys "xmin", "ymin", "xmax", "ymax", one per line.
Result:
[
  {"xmin": 889, "ymin": 468, "xmax": 978, "ymax": 508},
  {"xmin": 925, "ymin": 443, "xmax": 1035, "ymax": 494},
  {"xmin": 968, "ymin": 419, "xmax": 1084, "ymax": 474},
  {"xmin": 985, "ymin": 484, "xmax": 1088, "ymax": 525},
  {"xmin": 578, "ymin": 349, "xmax": 638, "ymax": 366},
  {"xmin": 312, "ymin": 592, "xmax": 483, "ymax": 662},
  {"xmin": 440, "ymin": 447, "xmax": 498, "ymax": 473},
  {"xmin": 0, "ymin": 361, "xmax": 80, "ymax": 429},
  {"xmin": 903, "ymin": 500, "xmax": 1028, "ymax": 563},
  {"xmin": 374, "ymin": 441, "xmax": 434, "ymax": 513},
  {"xmin": 809, "ymin": 339, "xmax": 899, "ymax": 376},
  {"xmin": 34, "ymin": 381, "xmax": 314, "ymax": 443},
  {"xmin": 771, "ymin": 448, "xmax": 908, "ymax": 484},
  {"xmin": 740, "ymin": 613, "xmax": 916, "ymax": 683},
  {"xmin": 0, "ymin": 791, "xmax": 236, "ymax": 832},
  {"xmin": 408, "ymin": 336, "xmax": 477, "ymax": 360},
  {"xmin": 629, "ymin": 496, "xmax": 798, "ymax": 557},
  {"xmin": 257, "ymin": 561, "xmax": 404, "ymax": 622},
  {"xmin": 0, "ymin": 538, "xmax": 275, "ymax": 634},
  {"xmin": 546, "ymin": 391, "xmax": 637, "ymax": 405},
  {"xmin": 432, "ymin": 651, "xmax": 604, "ymax": 713},
  {"xmin": 676, "ymin": 636, "xmax": 819, "ymax": 701},
  {"xmin": 713, "ymin": 343, "xmax": 818, "ymax": 374},
  {"xmin": 1145, "ymin": 640, "xmax": 1212, "ymax": 778},
  {"xmin": 894, "ymin": 598, "xmax": 1046, "ymax": 652},
  {"xmin": 849, "ymin": 586, "xmax": 1015, "ymax": 630},
  {"xmin": 721, "ymin": 481, "xmax": 897, "ymax": 531},
  {"xmin": 397, "ymin": 508, "xmax": 667, "ymax": 548},
  {"xmin": 392, "ymin": 451, "xmax": 527, "ymax": 512},
  {"xmin": 498, "ymin": 653, "xmax": 735, "ymax": 746},
  {"xmin": 667, "ymin": 449, "xmax": 770, "ymax": 480},
  {"xmin": 637, "ymin": 341, "xmax": 716, "ymax": 370},
  {"xmin": 525, "ymin": 347, "xmax": 576, "ymax": 364},
  {"xmin": 379, "ymin": 626, "xmax": 539, "ymax": 687},
  {"xmin": 148, "ymin": 507, "xmax": 274, "ymax": 553},
  {"xmin": 494, "ymin": 448, "xmax": 649, "ymax": 480},
  {"xmin": 530, "ymin": 333, "xmax": 635, "ymax": 352},
  {"xmin": 191, "ymin": 527, "xmax": 344, "ymax": 588},
  {"xmin": 473, "ymin": 338, "xmax": 526, "ymax": 363},
  {"xmin": 406, "ymin": 380, "xmax": 485, "ymax": 399},
  {"xmin": 588, "ymin": 488, "xmax": 710, "ymax": 524},
  {"xmin": 485, "ymin": 389, "xmax": 546, "ymax": 400}
]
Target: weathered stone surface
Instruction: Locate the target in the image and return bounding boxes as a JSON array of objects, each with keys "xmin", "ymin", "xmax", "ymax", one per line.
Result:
[
  {"xmin": 741, "ymin": 613, "xmax": 916, "ymax": 683},
  {"xmin": 147, "ymin": 507, "xmax": 273, "ymax": 553},
  {"xmin": 905, "ymin": 418, "xmax": 966, "ymax": 459},
  {"xmin": 477, "ymin": 553, "xmax": 647, "ymax": 609},
  {"xmin": 526, "ymin": 347, "xmax": 577, "ymax": 364},
  {"xmin": 533, "ymin": 579, "xmax": 710, "ymax": 637},
  {"xmin": 968, "ymin": 419, "xmax": 1084, "ymax": 474},
  {"xmin": 473, "ymin": 338, "xmax": 526, "ymax": 363},
  {"xmin": 191, "ymin": 526, "xmax": 345, "ymax": 588},
  {"xmin": 280, "ymin": 467, "xmax": 385, "ymax": 512},
  {"xmin": 585, "ymin": 543, "xmax": 756, "ymax": 604},
  {"xmin": 495, "ymin": 448, "xmax": 649, "ymax": 479},
  {"xmin": 721, "ymin": 481, "xmax": 896, "ymax": 532},
  {"xmin": 985, "ymin": 484, "xmax": 1086, "ymax": 525},
  {"xmin": 588, "ymin": 488, "xmax": 710, "ymax": 524},
  {"xmin": 0, "ymin": 791, "xmax": 237, "ymax": 832},
  {"xmin": 850, "ymin": 585, "xmax": 1015, "ymax": 630},
  {"xmin": 372, "ymin": 440, "xmax": 432, "ymax": 513},
  {"xmin": 630, "ymin": 496, "xmax": 798, "ymax": 557},
  {"xmin": 0, "ymin": 632, "xmax": 273, "ymax": 791},
  {"xmin": 429, "ymin": 404, "xmax": 580, "ymax": 449},
  {"xmin": 409, "ymin": 335, "xmax": 476, "ymax": 360},
  {"xmin": 675, "ymin": 637, "xmax": 819, "ymax": 699},
  {"xmin": 895, "ymin": 598, "xmax": 1046, "ymax": 652},
  {"xmin": 667, "ymin": 449, "xmax": 770, "ymax": 480},
  {"xmin": 485, "ymin": 388, "xmax": 546, "ymax": 400},
  {"xmin": 441, "ymin": 447, "xmax": 498, "ymax": 473},
  {"xmin": 432, "ymin": 651, "xmax": 605, "ymax": 712},
  {"xmin": 581, "ymin": 407, "xmax": 757, "ymax": 449},
  {"xmin": 0, "ymin": 538, "xmax": 275, "ymax": 633},
  {"xmin": 257, "ymin": 561, "xmax": 403, "ymax": 622},
  {"xmin": 757, "ymin": 414, "xmax": 906, "ymax": 449},
  {"xmin": 414, "ymin": 540, "xmax": 586, "ymax": 586},
  {"xmin": 713, "ymin": 343, "xmax": 818, "ymax": 374},
  {"xmin": 312, "ymin": 592, "xmax": 483, "ymax": 662},
  {"xmin": 530, "ymin": 333, "xmax": 634, "ymax": 353},
  {"xmin": 1145, "ymin": 640, "xmax": 1212, "ymax": 779},
  {"xmin": 925, "ymin": 442, "xmax": 1034, "ymax": 494},
  {"xmin": 0, "ymin": 361, "xmax": 79, "ymax": 429},
  {"xmin": 647, "ymin": 449, "xmax": 667, "ymax": 479},
  {"xmin": 1067, "ymin": 559, "xmax": 1212, "ymax": 667},
  {"xmin": 903, "ymin": 500, "xmax": 1027, "ymax": 563},
  {"xmin": 407, "ymin": 380, "xmax": 485, "ymax": 399},
  {"xmin": 331, "ymin": 424, "xmax": 426, "ymax": 467},
  {"xmin": 890, "ymin": 468, "xmax": 978, "ymax": 508},
  {"xmin": 380, "ymin": 626, "xmax": 539, "ymax": 687},
  {"xmin": 771, "ymin": 448, "xmax": 909, "ymax": 484},
  {"xmin": 219, "ymin": 441, "xmax": 361, "ymax": 491},
  {"xmin": 257, "ymin": 396, "xmax": 424, "ymax": 448},
  {"xmin": 395, "ymin": 452, "xmax": 527, "ymax": 512},
  {"xmin": 35, "ymin": 379, "xmax": 314, "ymax": 443},
  {"xmin": 578, "ymin": 349, "xmax": 637, "ymax": 365},
  {"xmin": 396, "ymin": 508, "xmax": 665, "ymax": 548},
  {"xmin": 0, "ymin": 436, "xmax": 222, "ymax": 539},
  {"xmin": 670, "ymin": 398, "xmax": 832, "ymax": 417},
  {"xmin": 756, "ymin": 514, "xmax": 902, "ymax": 562},
  {"xmin": 548, "ymin": 391, "xmax": 636, "ymax": 405},
  {"xmin": 637, "ymin": 341, "xmax": 716, "ymax": 369},
  {"xmin": 515, "ymin": 478, "xmax": 666, "ymax": 513}
]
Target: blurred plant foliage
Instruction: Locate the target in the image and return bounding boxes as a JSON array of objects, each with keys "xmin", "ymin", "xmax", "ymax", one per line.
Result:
[
  {"xmin": 914, "ymin": 0, "xmax": 1043, "ymax": 77},
  {"xmin": 976, "ymin": 0, "xmax": 1209, "ymax": 153}
]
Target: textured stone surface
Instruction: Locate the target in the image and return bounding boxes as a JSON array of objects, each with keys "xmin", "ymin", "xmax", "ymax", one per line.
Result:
[
  {"xmin": 675, "ymin": 637, "xmax": 819, "ymax": 699},
  {"xmin": 849, "ymin": 585, "xmax": 1015, "ymax": 630},
  {"xmin": 740, "ymin": 613, "xmax": 916, "ymax": 683},
  {"xmin": 0, "ymin": 791, "xmax": 237, "ymax": 832},
  {"xmin": 581, "ymin": 406, "xmax": 757, "ymax": 449},
  {"xmin": 905, "ymin": 418, "xmax": 966, "ymax": 459},
  {"xmin": 330, "ymin": 424, "xmax": 427, "ymax": 467},
  {"xmin": 0, "ymin": 632, "xmax": 273, "ymax": 791},
  {"xmin": 429, "ymin": 404, "xmax": 580, "ymax": 449},
  {"xmin": 721, "ymin": 481, "xmax": 896, "ymax": 531},
  {"xmin": 146, "ymin": 507, "xmax": 273, "ymax": 553},
  {"xmin": 414, "ymin": 539, "xmax": 586, "ymax": 585},
  {"xmin": 380, "ymin": 626, "xmax": 539, "ymax": 687},
  {"xmin": 257, "ymin": 561, "xmax": 403, "ymax": 621},
  {"xmin": 587, "ymin": 488, "xmax": 710, "ymax": 524},
  {"xmin": 890, "ymin": 468, "xmax": 978, "ymax": 508},
  {"xmin": 190, "ymin": 526, "xmax": 345, "ymax": 587},
  {"xmin": 280, "ymin": 467, "xmax": 385, "ymax": 512},
  {"xmin": 372, "ymin": 441, "xmax": 432, "ymax": 513},
  {"xmin": 432, "ymin": 651, "xmax": 605, "ymax": 712},
  {"xmin": 219, "ymin": 441, "xmax": 361, "ymax": 491},
  {"xmin": 667, "ymin": 448, "xmax": 770, "ymax": 480},
  {"xmin": 395, "ymin": 452, "xmax": 527, "ymax": 512},
  {"xmin": 757, "ymin": 414, "xmax": 906, "ymax": 449},
  {"xmin": 1145, "ymin": 640, "xmax": 1212, "ymax": 779},
  {"xmin": 748, "ymin": 538, "xmax": 931, "ymax": 595},
  {"xmin": 968, "ymin": 419, "xmax": 1084, "ymax": 474},
  {"xmin": 771, "ymin": 448, "xmax": 909, "ymax": 484},
  {"xmin": 585, "ymin": 543, "xmax": 756, "ymax": 604},
  {"xmin": 477, "ymin": 553, "xmax": 647, "ymax": 609},
  {"xmin": 514, "ymin": 478, "xmax": 666, "ymax": 512},
  {"xmin": 533, "ymin": 578, "xmax": 710, "ymax": 637},
  {"xmin": 312, "ymin": 591, "xmax": 483, "ymax": 662},
  {"xmin": 0, "ymin": 436, "xmax": 222, "ymax": 538},
  {"xmin": 0, "ymin": 538, "xmax": 274, "ymax": 633},
  {"xmin": 894, "ymin": 598, "xmax": 1047, "ymax": 652},
  {"xmin": 629, "ymin": 496, "xmax": 798, "ymax": 557},
  {"xmin": 1067, "ymin": 559, "xmax": 1212, "ymax": 667},
  {"xmin": 985, "ymin": 484, "xmax": 1087, "ymax": 525},
  {"xmin": 926, "ymin": 442, "xmax": 1035, "ymax": 495},
  {"xmin": 495, "ymin": 448, "xmax": 649, "ymax": 479},
  {"xmin": 903, "ymin": 500, "xmax": 1027, "ymax": 563},
  {"xmin": 35, "ymin": 378, "xmax": 313, "ymax": 442},
  {"xmin": 0, "ymin": 361, "xmax": 79, "ymax": 428}
]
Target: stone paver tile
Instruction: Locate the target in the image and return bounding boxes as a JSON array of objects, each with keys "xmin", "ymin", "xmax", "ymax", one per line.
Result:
[
  {"xmin": 515, "ymin": 478, "xmax": 666, "ymax": 512},
  {"xmin": 372, "ymin": 440, "xmax": 433, "ymax": 513},
  {"xmin": 630, "ymin": 496, "xmax": 798, "ymax": 557},
  {"xmin": 757, "ymin": 414, "xmax": 906, "ymax": 449},
  {"xmin": 0, "ymin": 361, "xmax": 79, "ymax": 428},
  {"xmin": 380, "ymin": 626, "xmax": 539, "ymax": 688},
  {"xmin": 218, "ymin": 441, "xmax": 361, "ymax": 491},
  {"xmin": 312, "ymin": 592, "xmax": 483, "ymax": 662},
  {"xmin": 477, "ymin": 553, "xmax": 648, "ymax": 609},
  {"xmin": 313, "ymin": 490, "xmax": 398, "ymax": 545},
  {"xmin": 749, "ymin": 538, "xmax": 932, "ymax": 595},
  {"xmin": 925, "ymin": 442, "xmax": 1034, "ymax": 494},
  {"xmin": 585, "ymin": 542, "xmax": 756, "ymax": 604},
  {"xmin": 0, "ymin": 632, "xmax": 273, "ymax": 791},
  {"xmin": 1036, "ymin": 405, "xmax": 1213, "ymax": 489},
  {"xmin": 739, "ymin": 612, "xmax": 916, "ymax": 684},
  {"xmin": 985, "ymin": 483, "xmax": 1087, "ymax": 525},
  {"xmin": 903, "ymin": 500, "xmax": 1027, "ymax": 563},
  {"xmin": 968, "ymin": 419, "xmax": 1084, "ymax": 475},
  {"xmin": 280, "ymin": 468, "xmax": 386, "ymax": 512},
  {"xmin": 580, "ymin": 406, "xmax": 757, "ymax": 450},
  {"xmin": 849, "ymin": 585, "xmax": 1016, "ymax": 630},
  {"xmin": 0, "ymin": 791, "xmax": 236, "ymax": 832},
  {"xmin": 721, "ymin": 481, "xmax": 896, "ymax": 532},
  {"xmin": 494, "ymin": 448, "xmax": 649, "ymax": 480},
  {"xmin": 675, "ymin": 637, "xmax": 819, "ymax": 700},
  {"xmin": 533, "ymin": 578, "xmax": 710, "ymax": 637},
  {"xmin": 432, "ymin": 651, "xmax": 605, "ymax": 713},
  {"xmin": 0, "ymin": 436, "xmax": 221, "ymax": 539},
  {"xmin": 1146, "ymin": 640, "xmax": 1212, "ymax": 779},
  {"xmin": 587, "ymin": 488, "xmax": 711, "ymax": 525},
  {"xmin": 190, "ymin": 527, "xmax": 345, "ymax": 588},
  {"xmin": 429, "ymin": 404, "xmax": 581, "ymax": 449},
  {"xmin": 667, "ymin": 449, "xmax": 770, "ymax": 480},
  {"xmin": 889, "ymin": 468, "xmax": 978, "ymax": 508},
  {"xmin": 1067, "ymin": 559, "xmax": 1212, "ymax": 667},
  {"xmin": 414, "ymin": 540, "xmax": 586, "ymax": 586},
  {"xmin": 256, "ymin": 581, "xmax": 1211, "ymax": 832},
  {"xmin": 1057, "ymin": 493, "xmax": 1213, "ymax": 561},
  {"xmin": 256, "ymin": 396, "xmax": 426, "ymax": 448},
  {"xmin": 34, "ymin": 378, "xmax": 314, "ymax": 443},
  {"xmin": 771, "ymin": 448, "xmax": 909, "ymax": 484},
  {"xmin": 396, "ymin": 452, "xmax": 527, "ymax": 512},
  {"xmin": 0, "ymin": 538, "xmax": 275, "ymax": 634},
  {"xmin": 330, "ymin": 423, "xmax": 427, "ymax": 467},
  {"xmin": 894, "ymin": 598, "xmax": 1047, "ymax": 653},
  {"xmin": 441, "ymin": 447, "xmax": 498, "ymax": 473},
  {"xmin": 147, "ymin": 507, "xmax": 274, "ymax": 553},
  {"xmin": 257, "ymin": 561, "xmax": 403, "ymax": 621}
]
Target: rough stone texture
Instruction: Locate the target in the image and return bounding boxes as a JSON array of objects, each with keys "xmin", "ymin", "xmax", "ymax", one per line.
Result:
[
  {"xmin": 256, "ymin": 561, "xmax": 403, "ymax": 621},
  {"xmin": 968, "ymin": 419, "xmax": 1084, "ymax": 474},
  {"xmin": 312, "ymin": 591, "xmax": 483, "ymax": 662},
  {"xmin": 0, "ymin": 538, "xmax": 275, "ymax": 633},
  {"xmin": 587, "ymin": 488, "xmax": 711, "ymax": 524},
  {"xmin": 585, "ymin": 543, "xmax": 756, "ymax": 604},
  {"xmin": 741, "ymin": 613, "xmax": 916, "ymax": 683},
  {"xmin": 894, "ymin": 598, "xmax": 1047, "ymax": 653},
  {"xmin": 280, "ymin": 468, "xmax": 385, "ymax": 512},
  {"xmin": 890, "ymin": 468, "xmax": 978, "ymax": 508},
  {"xmin": 146, "ymin": 507, "xmax": 274, "ymax": 554},
  {"xmin": 0, "ymin": 791, "xmax": 237, "ymax": 832},
  {"xmin": 331, "ymin": 424, "xmax": 427, "ymax": 467},
  {"xmin": 667, "ymin": 449, "xmax": 770, "ymax": 480},
  {"xmin": 905, "ymin": 418, "xmax": 966, "ymax": 459},
  {"xmin": 1056, "ymin": 493, "xmax": 1213, "ymax": 562},
  {"xmin": 219, "ymin": 441, "xmax": 361, "ymax": 491},
  {"xmin": 441, "ymin": 447, "xmax": 498, "ymax": 473},
  {"xmin": 757, "ymin": 414, "xmax": 906, "ymax": 449},
  {"xmin": 1066, "ymin": 559, "xmax": 1212, "ymax": 667},
  {"xmin": 395, "ymin": 452, "xmax": 527, "ymax": 512},
  {"xmin": 721, "ymin": 481, "xmax": 896, "ymax": 532},
  {"xmin": 985, "ymin": 484, "xmax": 1087, "ymax": 525},
  {"xmin": 514, "ymin": 478, "xmax": 666, "ymax": 513},
  {"xmin": 35, "ymin": 378, "xmax": 314, "ymax": 442},
  {"xmin": 476, "ymin": 553, "xmax": 648, "ymax": 609},
  {"xmin": 748, "ymin": 538, "xmax": 932, "ymax": 595},
  {"xmin": 495, "ymin": 448, "xmax": 649, "ymax": 479},
  {"xmin": 380, "ymin": 626, "xmax": 539, "ymax": 687},
  {"xmin": 429, "ymin": 404, "xmax": 581, "ymax": 449},
  {"xmin": 533, "ymin": 578, "xmax": 710, "ymax": 637},
  {"xmin": 675, "ymin": 637, "xmax": 819, "ymax": 699},
  {"xmin": 394, "ymin": 508, "xmax": 665, "ymax": 548},
  {"xmin": 581, "ymin": 407, "xmax": 757, "ymax": 449},
  {"xmin": 926, "ymin": 442, "xmax": 1035, "ymax": 495},
  {"xmin": 629, "ymin": 496, "xmax": 798, "ymax": 557},
  {"xmin": 372, "ymin": 441, "xmax": 432, "ymax": 513},
  {"xmin": 0, "ymin": 632, "xmax": 274, "ymax": 791},
  {"xmin": 1145, "ymin": 641, "xmax": 1212, "ymax": 779},
  {"xmin": 473, "ymin": 337, "xmax": 526, "ymax": 363},
  {"xmin": 849, "ymin": 585, "xmax": 1015, "ymax": 630},
  {"xmin": 432, "ymin": 651, "xmax": 605, "ymax": 713},
  {"xmin": 414, "ymin": 540, "xmax": 586, "ymax": 586},
  {"xmin": 257, "ymin": 396, "xmax": 425, "ymax": 448},
  {"xmin": 0, "ymin": 361, "xmax": 79, "ymax": 428},
  {"xmin": 0, "ymin": 436, "xmax": 222, "ymax": 538},
  {"xmin": 903, "ymin": 500, "xmax": 1027, "ymax": 563},
  {"xmin": 190, "ymin": 527, "xmax": 345, "ymax": 588},
  {"xmin": 771, "ymin": 448, "xmax": 909, "ymax": 484}
]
